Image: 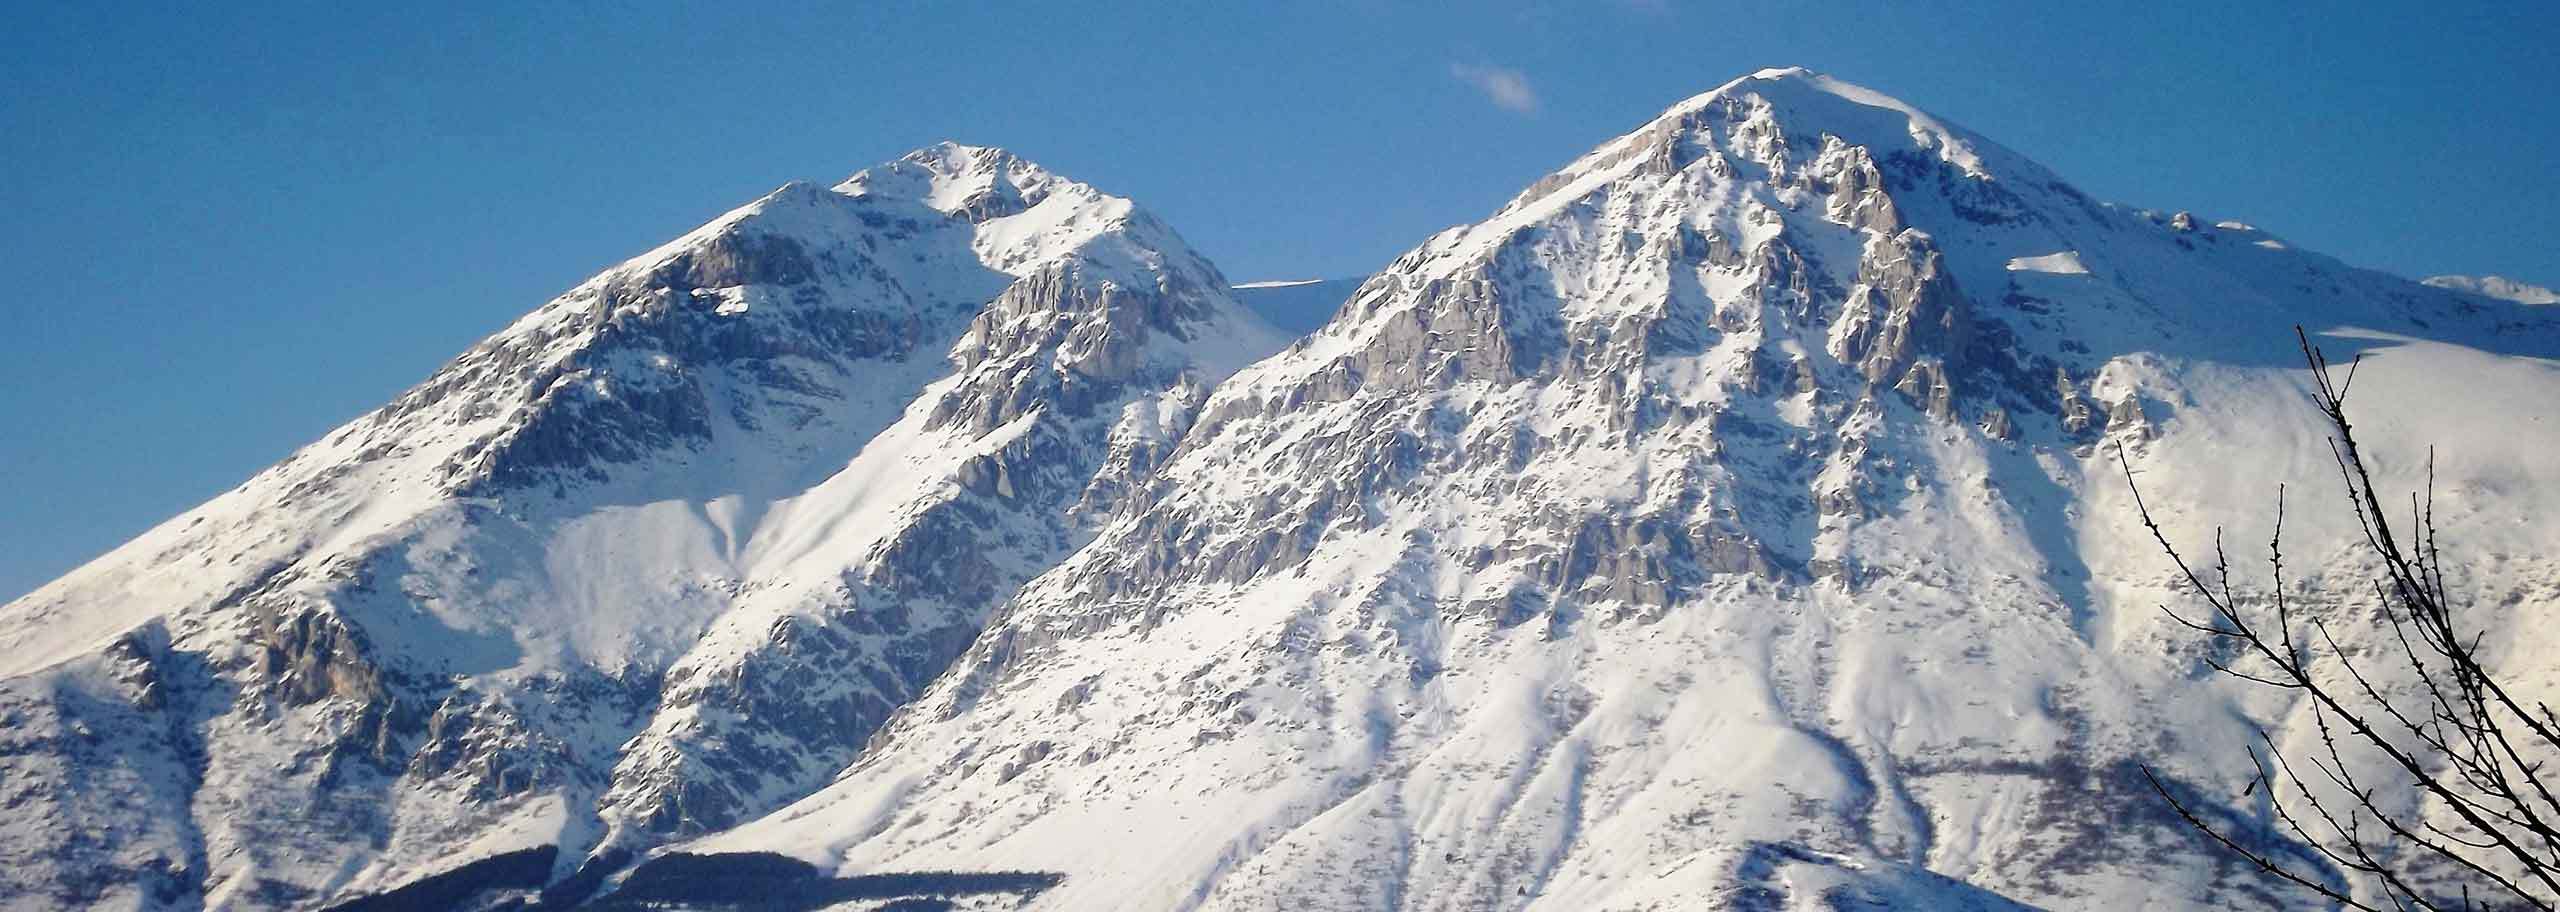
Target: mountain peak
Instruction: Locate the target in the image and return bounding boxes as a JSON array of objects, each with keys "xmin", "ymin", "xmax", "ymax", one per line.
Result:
[
  {"xmin": 1722, "ymin": 64, "xmax": 1889, "ymax": 88},
  {"xmin": 1395, "ymin": 67, "xmax": 2074, "ymax": 313},
  {"xmin": 1682, "ymin": 68, "xmax": 2007, "ymax": 174},
  {"xmin": 2426, "ymin": 273, "xmax": 2560, "ymax": 306},
  {"xmin": 1739, "ymin": 64, "xmax": 1819, "ymax": 83},
  {"xmin": 1491, "ymin": 71, "xmax": 1983, "ymax": 225},
  {"xmin": 836, "ymin": 141, "xmax": 1071, "ymax": 223}
]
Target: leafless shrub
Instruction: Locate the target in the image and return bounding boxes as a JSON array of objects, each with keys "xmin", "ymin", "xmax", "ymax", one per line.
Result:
[{"xmin": 2128, "ymin": 329, "xmax": 2560, "ymax": 910}]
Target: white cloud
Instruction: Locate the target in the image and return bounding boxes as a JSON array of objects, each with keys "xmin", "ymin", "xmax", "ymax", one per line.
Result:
[{"xmin": 1450, "ymin": 63, "xmax": 1538, "ymax": 114}]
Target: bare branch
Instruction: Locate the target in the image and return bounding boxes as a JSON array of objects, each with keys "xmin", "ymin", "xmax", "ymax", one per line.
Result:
[{"xmin": 2128, "ymin": 328, "xmax": 2560, "ymax": 908}]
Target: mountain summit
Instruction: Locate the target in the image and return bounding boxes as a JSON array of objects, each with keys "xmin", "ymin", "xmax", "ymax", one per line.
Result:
[
  {"xmin": 6, "ymin": 71, "xmax": 2560, "ymax": 911},
  {"xmin": 2425, "ymin": 273, "xmax": 2560, "ymax": 306}
]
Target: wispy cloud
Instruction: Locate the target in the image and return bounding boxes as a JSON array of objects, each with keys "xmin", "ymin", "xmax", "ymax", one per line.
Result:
[{"xmin": 1450, "ymin": 63, "xmax": 1538, "ymax": 114}]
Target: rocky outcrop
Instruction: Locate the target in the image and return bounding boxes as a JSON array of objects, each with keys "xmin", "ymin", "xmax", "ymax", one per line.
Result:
[
  {"xmin": 1816, "ymin": 139, "xmax": 1903, "ymax": 235},
  {"xmin": 1833, "ymin": 229, "xmax": 1974, "ymax": 385},
  {"xmin": 930, "ymin": 263, "xmax": 1222, "ymax": 434}
]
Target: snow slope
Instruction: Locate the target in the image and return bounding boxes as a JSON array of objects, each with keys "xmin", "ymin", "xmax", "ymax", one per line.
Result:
[{"xmin": 694, "ymin": 69, "xmax": 2560, "ymax": 910}]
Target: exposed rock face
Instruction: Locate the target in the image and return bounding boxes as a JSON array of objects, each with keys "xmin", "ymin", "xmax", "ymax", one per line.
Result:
[
  {"xmin": 931, "ymin": 259, "xmax": 1225, "ymax": 433},
  {"xmin": 1833, "ymin": 229, "xmax": 1972, "ymax": 385},
  {"xmin": 2056, "ymin": 367, "xmax": 2096, "ymax": 435},
  {"xmin": 0, "ymin": 143, "xmax": 1283, "ymax": 909},
  {"xmin": 1979, "ymin": 405, "xmax": 2014, "ymax": 440}
]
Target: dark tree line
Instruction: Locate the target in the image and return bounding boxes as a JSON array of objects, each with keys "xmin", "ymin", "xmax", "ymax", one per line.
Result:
[{"xmin": 2127, "ymin": 329, "xmax": 2560, "ymax": 910}]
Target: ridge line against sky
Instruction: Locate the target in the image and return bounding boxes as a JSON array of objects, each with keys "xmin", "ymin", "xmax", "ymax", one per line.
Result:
[{"xmin": 2, "ymin": 0, "xmax": 2555, "ymax": 603}]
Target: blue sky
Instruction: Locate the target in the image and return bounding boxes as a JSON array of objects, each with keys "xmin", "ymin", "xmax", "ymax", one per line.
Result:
[{"xmin": 2, "ymin": 0, "xmax": 2554, "ymax": 602}]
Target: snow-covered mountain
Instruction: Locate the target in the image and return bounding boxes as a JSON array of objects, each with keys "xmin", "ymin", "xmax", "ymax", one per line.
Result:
[
  {"xmin": 2425, "ymin": 273, "xmax": 2560, "ymax": 306},
  {"xmin": 7, "ymin": 69, "xmax": 2560, "ymax": 911},
  {"xmin": 689, "ymin": 69, "xmax": 2560, "ymax": 909},
  {"xmin": 0, "ymin": 142, "xmax": 1285, "ymax": 910}
]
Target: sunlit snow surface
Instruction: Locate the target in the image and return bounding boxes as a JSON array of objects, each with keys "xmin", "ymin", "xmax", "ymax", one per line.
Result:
[{"xmin": 2005, "ymin": 251, "xmax": 2088, "ymax": 275}]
